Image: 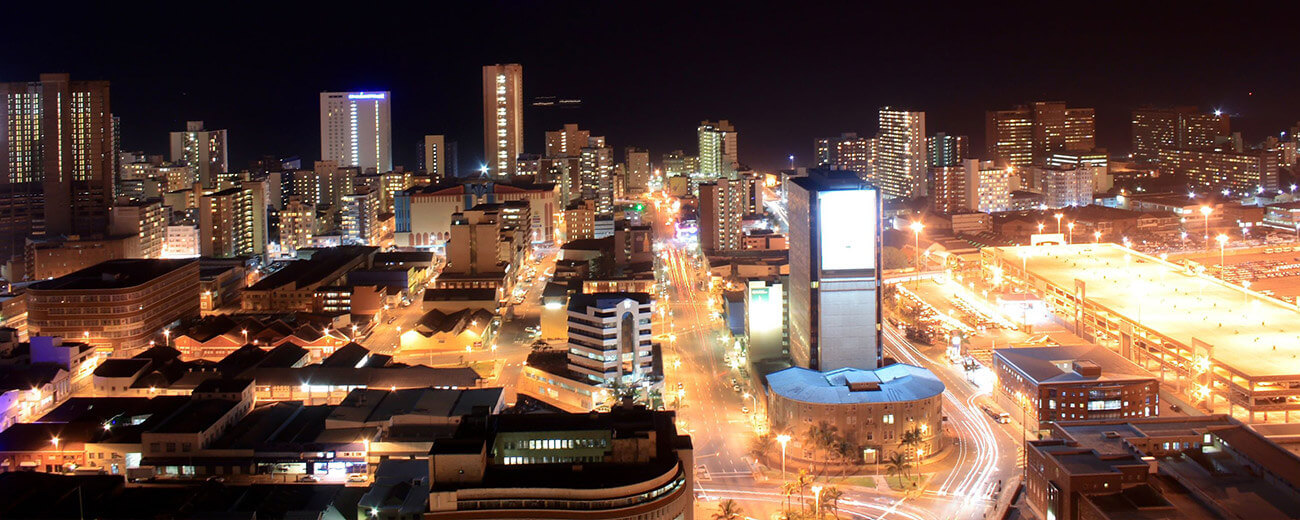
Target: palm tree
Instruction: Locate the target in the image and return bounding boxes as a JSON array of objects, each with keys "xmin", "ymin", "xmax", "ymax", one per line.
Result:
[
  {"xmin": 833, "ymin": 439, "xmax": 858, "ymax": 477},
  {"xmin": 713, "ymin": 499, "xmax": 743, "ymax": 520},
  {"xmin": 899, "ymin": 426, "xmax": 923, "ymax": 463},
  {"xmin": 820, "ymin": 486, "xmax": 844, "ymax": 520},
  {"xmin": 804, "ymin": 422, "xmax": 836, "ymax": 474},
  {"xmin": 795, "ymin": 469, "xmax": 812, "ymax": 512},
  {"xmin": 752, "ymin": 433, "xmax": 776, "ymax": 458},
  {"xmin": 885, "ymin": 451, "xmax": 911, "ymax": 484},
  {"xmin": 782, "ymin": 480, "xmax": 799, "ymax": 514}
]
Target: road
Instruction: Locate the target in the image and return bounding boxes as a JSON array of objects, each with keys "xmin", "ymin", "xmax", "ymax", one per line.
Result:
[{"xmin": 645, "ymin": 196, "xmax": 1027, "ymax": 520}]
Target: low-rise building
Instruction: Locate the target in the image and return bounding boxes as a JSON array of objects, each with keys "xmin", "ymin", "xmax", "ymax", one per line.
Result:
[{"xmin": 993, "ymin": 345, "xmax": 1160, "ymax": 431}]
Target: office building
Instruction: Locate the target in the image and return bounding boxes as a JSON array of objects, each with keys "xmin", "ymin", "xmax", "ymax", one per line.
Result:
[
  {"xmin": 926, "ymin": 132, "xmax": 967, "ymax": 167},
  {"xmin": 579, "ymin": 139, "xmax": 615, "ymax": 214},
  {"xmin": 319, "ymin": 91, "xmax": 392, "ymax": 173},
  {"xmin": 624, "ymin": 146, "xmax": 651, "ymax": 195},
  {"xmin": 109, "ymin": 198, "xmax": 167, "ymax": 259},
  {"xmin": 0, "ymin": 73, "xmax": 114, "ymax": 262},
  {"xmin": 745, "ymin": 278, "xmax": 787, "ymax": 363},
  {"xmin": 422, "ymin": 134, "xmax": 448, "ymax": 179},
  {"xmin": 396, "ymin": 180, "xmax": 556, "ymax": 249},
  {"xmin": 1131, "ymin": 106, "xmax": 1230, "ymax": 162},
  {"xmin": 993, "ymin": 345, "xmax": 1159, "ymax": 430},
  {"xmin": 445, "ymin": 208, "xmax": 505, "ymax": 275},
  {"xmin": 787, "ymin": 170, "xmax": 883, "ymax": 371},
  {"xmin": 423, "ymin": 406, "xmax": 694, "ymax": 519},
  {"xmin": 698, "ymin": 177, "xmax": 749, "ymax": 252},
  {"xmin": 241, "ymin": 246, "xmax": 376, "ymax": 313},
  {"xmin": 27, "ymin": 259, "xmax": 200, "ymax": 356},
  {"xmin": 986, "ymin": 101, "xmax": 1096, "ymax": 167},
  {"xmin": 26, "ymin": 235, "xmax": 142, "ymax": 281},
  {"xmin": 341, "ymin": 186, "xmax": 381, "ymax": 246},
  {"xmin": 565, "ymin": 292, "xmax": 655, "ymax": 385},
  {"xmin": 817, "ymin": 133, "xmax": 877, "ymax": 181},
  {"xmin": 697, "ymin": 120, "xmax": 738, "ymax": 179},
  {"xmin": 876, "ymin": 108, "xmax": 927, "ymax": 199},
  {"xmin": 483, "ymin": 63, "xmax": 523, "ymax": 178},
  {"xmin": 168, "ymin": 121, "xmax": 228, "ymax": 188}
]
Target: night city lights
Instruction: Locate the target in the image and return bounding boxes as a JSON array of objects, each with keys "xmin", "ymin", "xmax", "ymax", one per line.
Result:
[{"xmin": 5, "ymin": 3, "xmax": 1300, "ymax": 520}]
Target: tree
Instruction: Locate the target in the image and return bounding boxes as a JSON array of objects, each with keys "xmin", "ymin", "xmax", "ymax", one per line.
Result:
[
  {"xmin": 832, "ymin": 439, "xmax": 858, "ymax": 477},
  {"xmin": 885, "ymin": 451, "xmax": 911, "ymax": 482},
  {"xmin": 713, "ymin": 499, "xmax": 743, "ymax": 520},
  {"xmin": 882, "ymin": 246, "xmax": 911, "ymax": 270},
  {"xmin": 804, "ymin": 421, "xmax": 838, "ymax": 474},
  {"xmin": 820, "ymin": 486, "xmax": 844, "ymax": 520},
  {"xmin": 899, "ymin": 427, "xmax": 924, "ymax": 462},
  {"xmin": 795, "ymin": 469, "xmax": 812, "ymax": 512},
  {"xmin": 782, "ymin": 480, "xmax": 799, "ymax": 514},
  {"xmin": 751, "ymin": 433, "xmax": 776, "ymax": 458}
]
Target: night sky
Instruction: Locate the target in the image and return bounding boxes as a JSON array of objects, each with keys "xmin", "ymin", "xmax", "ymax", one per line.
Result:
[{"xmin": 5, "ymin": 2, "xmax": 1298, "ymax": 172}]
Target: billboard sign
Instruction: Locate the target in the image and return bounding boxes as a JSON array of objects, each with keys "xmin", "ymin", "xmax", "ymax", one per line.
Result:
[{"xmin": 818, "ymin": 188, "xmax": 877, "ymax": 271}]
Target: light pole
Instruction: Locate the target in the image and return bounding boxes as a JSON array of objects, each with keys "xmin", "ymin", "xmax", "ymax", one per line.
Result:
[
  {"xmin": 1201, "ymin": 206, "xmax": 1213, "ymax": 248},
  {"xmin": 241, "ymin": 329, "xmax": 248, "ymax": 344},
  {"xmin": 788, "ymin": 154, "xmax": 795, "ymax": 171},
  {"xmin": 52, "ymin": 437, "xmax": 61, "ymax": 473},
  {"xmin": 776, "ymin": 433, "xmax": 791, "ymax": 481},
  {"xmin": 910, "ymin": 220, "xmax": 924, "ymax": 288},
  {"xmin": 1216, "ymin": 234, "xmax": 1228, "ymax": 266},
  {"xmin": 1067, "ymin": 222, "xmax": 1075, "ymax": 244},
  {"xmin": 1036, "ymin": 223, "xmax": 1044, "ymax": 235},
  {"xmin": 1054, "ymin": 213, "xmax": 1063, "ymax": 234},
  {"xmin": 1094, "ymin": 230, "xmax": 1101, "ymax": 244},
  {"xmin": 162, "ymin": 329, "xmax": 170, "ymax": 348},
  {"xmin": 812, "ymin": 484, "xmax": 823, "ymax": 517},
  {"xmin": 1243, "ymin": 280, "xmax": 1251, "ymax": 304}
]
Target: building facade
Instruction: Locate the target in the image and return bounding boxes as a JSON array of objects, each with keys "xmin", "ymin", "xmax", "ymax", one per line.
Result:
[
  {"xmin": 169, "ymin": 121, "xmax": 228, "ymax": 188},
  {"xmin": 876, "ymin": 108, "xmax": 927, "ymax": 199},
  {"xmin": 319, "ymin": 91, "xmax": 392, "ymax": 173},
  {"xmin": 483, "ymin": 64, "xmax": 523, "ymax": 178},
  {"xmin": 565, "ymin": 292, "xmax": 655, "ymax": 386},
  {"xmin": 697, "ymin": 120, "xmax": 738, "ymax": 180}
]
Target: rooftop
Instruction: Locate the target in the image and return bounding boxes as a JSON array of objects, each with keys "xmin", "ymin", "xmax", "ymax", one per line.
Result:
[
  {"xmin": 247, "ymin": 246, "xmax": 374, "ymax": 291},
  {"xmin": 766, "ymin": 363, "xmax": 945, "ymax": 405},
  {"xmin": 567, "ymin": 292, "xmax": 652, "ymax": 312},
  {"xmin": 29, "ymin": 259, "xmax": 196, "ymax": 291},
  {"xmin": 989, "ymin": 243, "xmax": 1300, "ymax": 379},
  {"xmin": 994, "ymin": 345, "xmax": 1157, "ymax": 384}
]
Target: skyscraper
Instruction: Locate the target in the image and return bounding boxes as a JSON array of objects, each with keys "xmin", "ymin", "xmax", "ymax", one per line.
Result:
[
  {"xmin": 319, "ymin": 91, "xmax": 392, "ymax": 173},
  {"xmin": 422, "ymin": 134, "xmax": 448, "ymax": 180},
  {"xmin": 0, "ymin": 73, "xmax": 114, "ymax": 262},
  {"xmin": 169, "ymin": 120, "xmax": 228, "ymax": 188},
  {"xmin": 876, "ymin": 108, "xmax": 927, "ymax": 199},
  {"xmin": 199, "ymin": 180, "xmax": 266, "ymax": 257},
  {"xmin": 697, "ymin": 120, "xmax": 738, "ymax": 179},
  {"xmin": 787, "ymin": 170, "xmax": 883, "ymax": 371},
  {"xmin": 699, "ymin": 177, "xmax": 748, "ymax": 253},
  {"xmin": 625, "ymin": 147, "xmax": 651, "ymax": 195},
  {"xmin": 1131, "ymin": 106, "xmax": 1230, "ymax": 162},
  {"xmin": 926, "ymin": 132, "xmax": 967, "ymax": 168},
  {"xmin": 985, "ymin": 107, "xmax": 1034, "ymax": 168},
  {"xmin": 986, "ymin": 102, "xmax": 1095, "ymax": 167},
  {"xmin": 483, "ymin": 63, "xmax": 523, "ymax": 178}
]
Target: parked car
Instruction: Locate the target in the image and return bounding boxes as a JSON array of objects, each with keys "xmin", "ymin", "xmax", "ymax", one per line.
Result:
[
  {"xmin": 297, "ymin": 475, "xmax": 319, "ymax": 483},
  {"xmin": 347, "ymin": 473, "xmax": 368, "ymax": 483}
]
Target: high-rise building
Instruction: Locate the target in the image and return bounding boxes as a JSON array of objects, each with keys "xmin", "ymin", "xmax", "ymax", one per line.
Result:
[
  {"xmin": 876, "ymin": 108, "xmax": 927, "ymax": 199},
  {"xmin": 1131, "ymin": 106, "xmax": 1230, "ymax": 162},
  {"xmin": 661, "ymin": 150, "xmax": 697, "ymax": 177},
  {"xmin": 278, "ymin": 195, "xmax": 316, "ymax": 255},
  {"xmin": 1156, "ymin": 147, "xmax": 1282, "ymax": 194},
  {"xmin": 421, "ymin": 134, "xmax": 447, "ymax": 180},
  {"xmin": 624, "ymin": 147, "xmax": 651, "ymax": 195},
  {"xmin": 109, "ymin": 198, "xmax": 167, "ymax": 259},
  {"xmin": 564, "ymin": 292, "xmax": 655, "ymax": 385},
  {"xmin": 787, "ymin": 170, "xmax": 883, "ymax": 371},
  {"xmin": 199, "ymin": 180, "xmax": 266, "ymax": 257},
  {"xmin": 545, "ymin": 123, "xmax": 590, "ymax": 159},
  {"xmin": 1036, "ymin": 165, "xmax": 1096, "ymax": 208},
  {"xmin": 699, "ymin": 177, "xmax": 749, "ymax": 252},
  {"xmin": 483, "ymin": 63, "xmax": 523, "ymax": 178},
  {"xmin": 931, "ymin": 166, "xmax": 967, "ymax": 214},
  {"xmin": 319, "ymin": 91, "xmax": 392, "ymax": 173},
  {"xmin": 927, "ymin": 132, "xmax": 967, "ymax": 168},
  {"xmin": 0, "ymin": 73, "xmax": 114, "ymax": 262},
  {"xmin": 697, "ymin": 120, "xmax": 738, "ymax": 179},
  {"xmin": 817, "ymin": 133, "xmax": 877, "ymax": 180},
  {"xmin": 986, "ymin": 102, "xmax": 1095, "ymax": 168},
  {"xmin": 341, "ymin": 186, "xmax": 380, "ymax": 246},
  {"xmin": 169, "ymin": 120, "xmax": 228, "ymax": 188},
  {"xmin": 579, "ymin": 139, "xmax": 614, "ymax": 215},
  {"xmin": 963, "ymin": 159, "xmax": 1013, "ymax": 214}
]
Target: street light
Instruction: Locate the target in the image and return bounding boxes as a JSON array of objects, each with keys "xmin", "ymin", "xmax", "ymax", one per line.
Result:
[
  {"xmin": 1037, "ymin": 222, "xmax": 1045, "ymax": 234},
  {"xmin": 811, "ymin": 485, "xmax": 823, "ymax": 517},
  {"xmin": 1094, "ymin": 230, "xmax": 1102, "ymax": 244},
  {"xmin": 52, "ymin": 437, "xmax": 61, "ymax": 473},
  {"xmin": 1054, "ymin": 213, "xmax": 1063, "ymax": 234},
  {"xmin": 241, "ymin": 329, "xmax": 248, "ymax": 344},
  {"xmin": 1067, "ymin": 222, "xmax": 1075, "ymax": 244},
  {"xmin": 776, "ymin": 433, "xmax": 791, "ymax": 480},
  {"xmin": 162, "ymin": 329, "xmax": 170, "ymax": 347},
  {"xmin": 1201, "ymin": 206, "xmax": 1213, "ymax": 247},
  {"xmin": 1216, "ymin": 234, "xmax": 1228, "ymax": 266}
]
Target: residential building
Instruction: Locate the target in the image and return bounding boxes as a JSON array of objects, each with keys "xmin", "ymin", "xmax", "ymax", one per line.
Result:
[
  {"xmin": 26, "ymin": 259, "xmax": 200, "ymax": 356},
  {"xmin": 787, "ymin": 170, "xmax": 883, "ymax": 371},
  {"xmin": 876, "ymin": 108, "xmax": 927, "ymax": 199},
  {"xmin": 0, "ymin": 73, "xmax": 114, "ymax": 263},
  {"xmin": 319, "ymin": 91, "xmax": 392, "ymax": 173},
  {"xmin": 240, "ymin": 246, "xmax": 375, "ymax": 313},
  {"xmin": 26, "ymin": 235, "xmax": 141, "ymax": 281},
  {"xmin": 1036, "ymin": 165, "xmax": 1096, "ymax": 208},
  {"xmin": 168, "ymin": 121, "xmax": 228, "ymax": 188},
  {"xmin": 422, "ymin": 134, "xmax": 448, "ymax": 179},
  {"xmin": 483, "ymin": 64, "xmax": 523, "ymax": 178},
  {"xmin": 198, "ymin": 181, "xmax": 267, "ymax": 257},
  {"xmin": 927, "ymin": 132, "xmax": 967, "ymax": 167},
  {"xmin": 699, "ymin": 177, "xmax": 749, "ymax": 252},
  {"xmin": 395, "ymin": 180, "xmax": 557, "ymax": 249},
  {"xmin": 985, "ymin": 107, "xmax": 1034, "ymax": 168},
  {"xmin": 1156, "ymin": 146, "xmax": 1282, "ymax": 193},
  {"xmin": 1131, "ymin": 106, "xmax": 1230, "ymax": 162},
  {"xmin": 987, "ymin": 101, "xmax": 1096, "ymax": 167},
  {"xmin": 341, "ymin": 187, "xmax": 380, "ymax": 246},
  {"xmin": 278, "ymin": 195, "xmax": 316, "ymax": 255},
  {"xmin": 109, "ymin": 198, "xmax": 166, "ymax": 259},
  {"xmin": 163, "ymin": 225, "xmax": 200, "ymax": 258},
  {"xmin": 625, "ymin": 146, "xmax": 651, "ymax": 195},
  {"xmin": 963, "ymin": 159, "xmax": 1013, "ymax": 213},
  {"xmin": 697, "ymin": 120, "xmax": 738, "ymax": 179}
]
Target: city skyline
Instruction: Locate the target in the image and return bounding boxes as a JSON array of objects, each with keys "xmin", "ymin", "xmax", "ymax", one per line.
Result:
[{"xmin": 4, "ymin": 3, "xmax": 1296, "ymax": 172}]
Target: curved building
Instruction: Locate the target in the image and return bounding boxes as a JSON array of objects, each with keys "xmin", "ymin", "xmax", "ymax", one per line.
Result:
[{"xmin": 767, "ymin": 363, "xmax": 946, "ymax": 463}]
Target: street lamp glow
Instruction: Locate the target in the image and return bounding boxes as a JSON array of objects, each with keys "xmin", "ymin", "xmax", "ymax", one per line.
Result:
[{"xmin": 776, "ymin": 433, "xmax": 791, "ymax": 480}]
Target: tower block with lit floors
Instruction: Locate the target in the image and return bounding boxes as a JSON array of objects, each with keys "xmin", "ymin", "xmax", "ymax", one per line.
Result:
[{"xmin": 765, "ymin": 169, "xmax": 946, "ymax": 472}]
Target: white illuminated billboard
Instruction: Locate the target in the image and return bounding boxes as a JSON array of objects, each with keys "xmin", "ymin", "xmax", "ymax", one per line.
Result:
[{"xmin": 818, "ymin": 189, "xmax": 877, "ymax": 271}]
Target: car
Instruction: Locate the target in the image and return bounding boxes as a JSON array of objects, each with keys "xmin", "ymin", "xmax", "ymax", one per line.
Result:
[
  {"xmin": 676, "ymin": 382, "xmax": 684, "ymax": 389},
  {"xmin": 206, "ymin": 476, "xmax": 225, "ymax": 483},
  {"xmin": 741, "ymin": 406, "xmax": 750, "ymax": 414},
  {"xmin": 1169, "ymin": 404, "xmax": 1182, "ymax": 413},
  {"xmin": 297, "ymin": 475, "xmax": 319, "ymax": 483},
  {"xmin": 347, "ymin": 473, "xmax": 368, "ymax": 483}
]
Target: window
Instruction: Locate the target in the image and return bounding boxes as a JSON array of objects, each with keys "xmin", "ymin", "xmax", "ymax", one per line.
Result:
[{"xmin": 882, "ymin": 414, "xmax": 894, "ymax": 425}]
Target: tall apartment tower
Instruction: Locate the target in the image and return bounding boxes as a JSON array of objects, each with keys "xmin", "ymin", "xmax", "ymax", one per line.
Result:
[
  {"xmin": 199, "ymin": 180, "xmax": 266, "ymax": 258},
  {"xmin": 986, "ymin": 102, "xmax": 1095, "ymax": 168},
  {"xmin": 625, "ymin": 147, "xmax": 651, "ymax": 195},
  {"xmin": 319, "ymin": 91, "xmax": 392, "ymax": 173},
  {"xmin": 986, "ymin": 108, "xmax": 1034, "ymax": 168},
  {"xmin": 422, "ymin": 135, "xmax": 447, "ymax": 180},
  {"xmin": 788, "ymin": 169, "xmax": 883, "ymax": 371},
  {"xmin": 927, "ymin": 132, "xmax": 967, "ymax": 167},
  {"xmin": 1131, "ymin": 106, "xmax": 1230, "ymax": 162},
  {"xmin": 169, "ymin": 120, "xmax": 228, "ymax": 188},
  {"xmin": 0, "ymin": 73, "xmax": 113, "ymax": 261},
  {"xmin": 876, "ymin": 108, "xmax": 927, "ymax": 199},
  {"xmin": 699, "ymin": 177, "xmax": 748, "ymax": 253},
  {"xmin": 483, "ymin": 64, "xmax": 523, "ymax": 178},
  {"xmin": 698, "ymin": 120, "xmax": 738, "ymax": 179}
]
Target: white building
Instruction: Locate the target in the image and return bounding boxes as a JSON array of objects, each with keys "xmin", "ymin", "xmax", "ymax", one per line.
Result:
[
  {"xmin": 963, "ymin": 159, "xmax": 1013, "ymax": 213},
  {"xmin": 697, "ymin": 120, "xmax": 738, "ymax": 180},
  {"xmin": 319, "ymin": 91, "xmax": 392, "ymax": 173},
  {"xmin": 163, "ymin": 225, "xmax": 200, "ymax": 258},
  {"xmin": 876, "ymin": 108, "xmax": 927, "ymax": 199},
  {"xmin": 342, "ymin": 187, "xmax": 380, "ymax": 246},
  {"xmin": 565, "ymin": 292, "xmax": 656, "ymax": 386},
  {"xmin": 1037, "ymin": 165, "xmax": 1095, "ymax": 208}
]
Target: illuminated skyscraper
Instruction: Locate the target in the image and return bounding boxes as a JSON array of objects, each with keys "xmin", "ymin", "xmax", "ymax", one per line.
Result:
[
  {"xmin": 1131, "ymin": 106, "xmax": 1230, "ymax": 162},
  {"xmin": 697, "ymin": 120, "xmax": 738, "ymax": 179},
  {"xmin": 483, "ymin": 63, "xmax": 523, "ymax": 178},
  {"xmin": 319, "ymin": 91, "xmax": 392, "ymax": 173},
  {"xmin": 0, "ymin": 73, "xmax": 114, "ymax": 263},
  {"xmin": 624, "ymin": 147, "xmax": 651, "ymax": 195},
  {"xmin": 986, "ymin": 107, "xmax": 1034, "ymax": 168},
  {"xmin": 169, "ymin": 120, "xmax": 228, "ymax": 188},
  {"xmin": 876, "ymin": 108, "xmax": 927, "ymax": 199},
  {"xmin": 986, "ymin": 101, "xmax": 1095, "ymax": 168},
  {"xmin": 422, "ymin": 134, "xmax": 447, "ymax": 180},
  {"xmin": 926, "ymin": 132, "xmax": 967, "ymax": 167},
  {"xmin": 787, "ymin": 169, "xmax": 883, "ymax": 371}
]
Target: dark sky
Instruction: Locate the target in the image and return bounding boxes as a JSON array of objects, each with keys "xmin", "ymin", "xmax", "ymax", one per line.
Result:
[{"xmin": 5, "ymin": 2, "xmax": 1299, "ymax": 172}]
